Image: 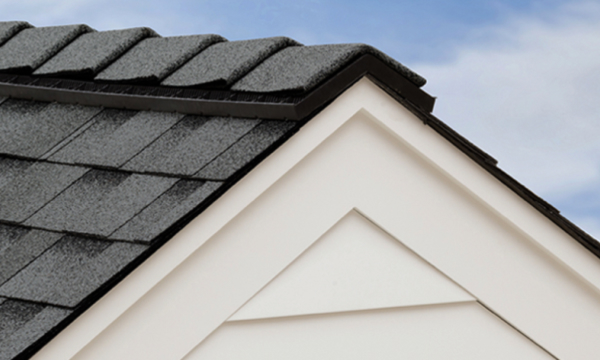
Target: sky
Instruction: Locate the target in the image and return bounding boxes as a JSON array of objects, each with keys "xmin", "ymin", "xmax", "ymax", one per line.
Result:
[{"xmin": 1, "ymin": 0, "xmax": 599, "ymax": 239}]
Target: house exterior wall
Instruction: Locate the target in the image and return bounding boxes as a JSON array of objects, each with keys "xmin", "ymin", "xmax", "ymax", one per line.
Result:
[{"xmin": 33, "ymin": 78, "xmax": 600, "ymax": 360}]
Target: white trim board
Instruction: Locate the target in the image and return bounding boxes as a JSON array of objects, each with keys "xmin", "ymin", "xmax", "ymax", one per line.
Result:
[
  {"xmin": 188, "ymin": 302, "xmax": 555, "ymax": 360},
  {"xmin": 33, "ymin": 78, "xmax": 600, "ymax": 360}
]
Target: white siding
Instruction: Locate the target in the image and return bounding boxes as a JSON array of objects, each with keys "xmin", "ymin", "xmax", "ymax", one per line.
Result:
[{"xmin": 229, "ymin": 210, "xmax": 472, "ymax": 321}]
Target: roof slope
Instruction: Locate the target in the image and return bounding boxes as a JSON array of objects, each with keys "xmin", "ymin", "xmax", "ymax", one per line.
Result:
[
  {"xmin": 0, "ymin": 97, "xmax": 299, "ymax": 359},
  {"xmin": 0, "ymin": 21, "xmax": 597, "ymax": 360}
]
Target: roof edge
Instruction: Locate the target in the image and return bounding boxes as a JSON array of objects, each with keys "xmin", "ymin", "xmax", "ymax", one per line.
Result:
[{"xmin": 393, "ymin": 94, "xmax": 600, "ymax": 259}]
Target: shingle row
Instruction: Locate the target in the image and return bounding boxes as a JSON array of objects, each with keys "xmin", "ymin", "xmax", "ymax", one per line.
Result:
[
  {"xmin": 0, "ymin": 161, "xmax": 229, "ymax": 244},
  {"xmin": 34, "ymin": 27, "xmax": 158, "ymax": 78},
  {"xmin": 0, "ymin": 99, "xmax": 101, "ymax": 158},
  {"xmin": 161, "ymin": 36, "xmax": 300, "ymax": 87},
  {"xmin": 0, "ymin": 222, "xmax": 148, "ymax": 307},
  {"xmin": 0, "ymin": 24, "xmax": 92, "ymax": 73},
  {"xmin": 48, "ymin": 109, "xmax": 185, "ymax": 167},
  {"xmin": 0, "ymin": 21, "xmax": 425, "ymax": 91},
  {"xmin": 0, "ymin": 99, "xmax": 297, "ymax": 179},
  {"xmin": 0, "ymin": 235, "xmax": 147, "ymax": 307},
  {"xmin": 121, "ymin": 116, "xmax": 260, "ymax": 175}
]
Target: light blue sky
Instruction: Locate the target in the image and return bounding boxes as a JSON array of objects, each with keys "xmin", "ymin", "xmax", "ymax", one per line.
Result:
[{"xmin": 2, "ymin": 0, "xmax": 599, "ymax": 239}]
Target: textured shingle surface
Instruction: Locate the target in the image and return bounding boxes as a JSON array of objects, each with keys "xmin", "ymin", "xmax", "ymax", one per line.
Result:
[
  {"xmin": 232, "ymin": 43, "xmax": 426, "ymax": 92},
  {"xmin": 122, "ymin": 116, "xmax": 260, "ymax": 175},
  {"xmin": 0, "ymin": 159, "xmax": 88, "ymax": 222},
  {"xmin": 111, "ymin": 180, "xmax": 222, "ymax": 242},
  {"xmin": 0, "ymin": 236, "xmax": 146, "ymax": 307},
  {"xmin": 96, "ymin": 34, "xmax": 225, "ymax": 83},
  {"xmin": 0, "ymin": 21, "xmax": 31, "ymax": 46},
  {"xmin": 0, "ymin": 299, "xmax": 71, "ymax": 360},
  {"xmin": 0, "ymin": 24, "xmax": 91, "ymax": 72},
  {"xmin": 25, "ymin": 170, "xmax": 178, "ymax": 236},
  {"xmin": 0, "ymin": 225, "xmax": 63, "ymax": 285},
  {"xmin": 34, "ymin": 27, "xmax": 158, "ymax": 77},
  {"xmin": 162, "ymin": 37, "xmax": 300, "ymax": 87},
  {"xmin": 0, "ymin": 99, "xmax": 101, "ymax": 158},
  {"xmin": 49, "ymin": 110, "xmax": 184, "ymax": 167},
  {"xmin": 196, "ymin": 120, "xmax": 296, "ymax": 180}
]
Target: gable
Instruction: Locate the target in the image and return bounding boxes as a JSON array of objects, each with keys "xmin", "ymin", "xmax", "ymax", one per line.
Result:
[
  {"xmin": 0, "ymin": 21, "xmax": 438, "ymax": 359},
  {"xmin": 42, "ymin": 79, "xmax": 600, "ymax": 360}
]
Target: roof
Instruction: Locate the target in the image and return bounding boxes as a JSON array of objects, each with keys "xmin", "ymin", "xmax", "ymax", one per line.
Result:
[{"xmin": 0, "ymin": 21, "xmax": 598, "ymax": 360}]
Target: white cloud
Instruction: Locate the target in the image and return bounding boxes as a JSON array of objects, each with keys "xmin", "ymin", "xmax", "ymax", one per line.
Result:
[{"xmin": 413, "ymin": 1, "xmax": 600, "ymax": 238}]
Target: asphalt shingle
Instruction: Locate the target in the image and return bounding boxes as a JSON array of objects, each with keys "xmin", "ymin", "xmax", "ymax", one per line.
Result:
[
  {"xmin": 0, "ymin": 300, "xmax": 71, "ymax": 360},
  {"xmin": 232, "ymin": 43, "xmax": 426, "ymax": 92},
  {"xmin": 0, "ymin": 21, "xmax": 32, "ymax": 46},
  {"xmin": 0, "ymin": 99, "xmax": 102, "ymax": 158},
  {"xmin": 0, "ymin": 159, "xmax": 88, "ymax": 223},
  {"xmin": 0, "ymin": 236, "xmax": 146, "ymax": 307},
  {"xmin": 162, "ymin": 37, "xmax": 299, "ymax": 87},
  {"xmin": 95, "ymin": 34, "xmax": 226, "ymax": 83},
  {"xmin": 196, "ymin": 120, "xmax": 297, "ymax": 180},
  {"xmin": 0, "ymin": 225, "xmax": 63, "ymax": 286},
  {"xmin": 0, "ymin": 24, "xmax": 92, "ymax": 72},
  {"xmin": 110, "ymin": 180, "xmax": 222, "ymax": 242},
  {"xmin": 25, "ymin": 170, "xmax": 178, "ymax": 236},
  {"xmin": 49, "ymin": 110, "xmax": 185, "ymax": 168},
  {"xmin": 0, "ymin": 300, "xmax": 44, "ymax": 341},
  {"xmin": 122, "ymin": 116, "xmax": 260, "ymax": 176},
  {"xmin": 33, "ymin": 27, "xmax": 158, "ymax": 77}
]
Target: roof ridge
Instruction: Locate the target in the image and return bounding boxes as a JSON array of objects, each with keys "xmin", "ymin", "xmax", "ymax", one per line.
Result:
[{"xmin": 0, "ymin": 21, "xmax": 426, "ymax": 90}]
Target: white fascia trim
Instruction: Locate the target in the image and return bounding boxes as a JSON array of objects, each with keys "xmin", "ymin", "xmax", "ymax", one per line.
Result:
[{"xmin": 33, "ymin": 77, "xmax": 600, "ymax": 360}]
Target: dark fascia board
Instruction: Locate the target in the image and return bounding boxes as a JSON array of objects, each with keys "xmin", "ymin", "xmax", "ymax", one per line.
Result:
[
  {"xmin": 391, "ymin": 92, "xmax": 600, "ymax": 259},
  {"xmin": 0, "ymin": 54, "xmax": 434, "ymax": 121}
]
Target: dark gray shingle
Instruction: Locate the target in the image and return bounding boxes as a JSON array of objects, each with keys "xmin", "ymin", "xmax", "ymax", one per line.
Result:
[
  {"xmin": 0, "ymin": 157, "xmax": 30, "ymax": 189},
  {"xmin": 122, "ymin": 116, "xmax": 260, "ymax": 176},
  {"xmin": 25, "ymin": 170, "xmax": 177, "ymax": 236},
  {"xmin": 0, "ymin": 24, "xmax": 92, "ymax": 72},
  {"xmin": 95, "ymin": 34, "xmax": 226, "ymax": 83},
  {"xmin": 232, "ymin": 43, "xmax": 426, "ymax": 92},
  {"xmin": 0, "ymin": 21, "xmax": 32, "ymax": 46},
  {"xmin": 0, "ymin": 236, "xmax": 146, "ymax": 307},
  {"xmin": 49, "ymin": 110, "xmax": 184, "ymax": 167},
  {"xmin": 162, "ymin": 37, "xmax": 299, "ymax": 87},
  {"xmin": 110, "ymin": 180, "xmax": 222, "ymax": 242},
  {"xmin": 0, "ymin": 300, "xmax": 71, "ymax": 360},
  {"xmin": 0, "ymin": 300, "xmax": 43, "ymax": 341},
  {"xmin": 0, "ymin": 99, "xmax": 102, "ymax": 158},
  {"xmin": 195, "ymin": 120, "xmax": 297, "ymax": 180},
  {"xmin": 0, "ymin": 225, "xmax": 63, "ymax": 286},
  {"xmin": 0, "ymin": 159, "xmax": 88, "ymax": 223},
  {"xmin": 33, "ymin": 27, "xmax": 158, "ymax": 77}
]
